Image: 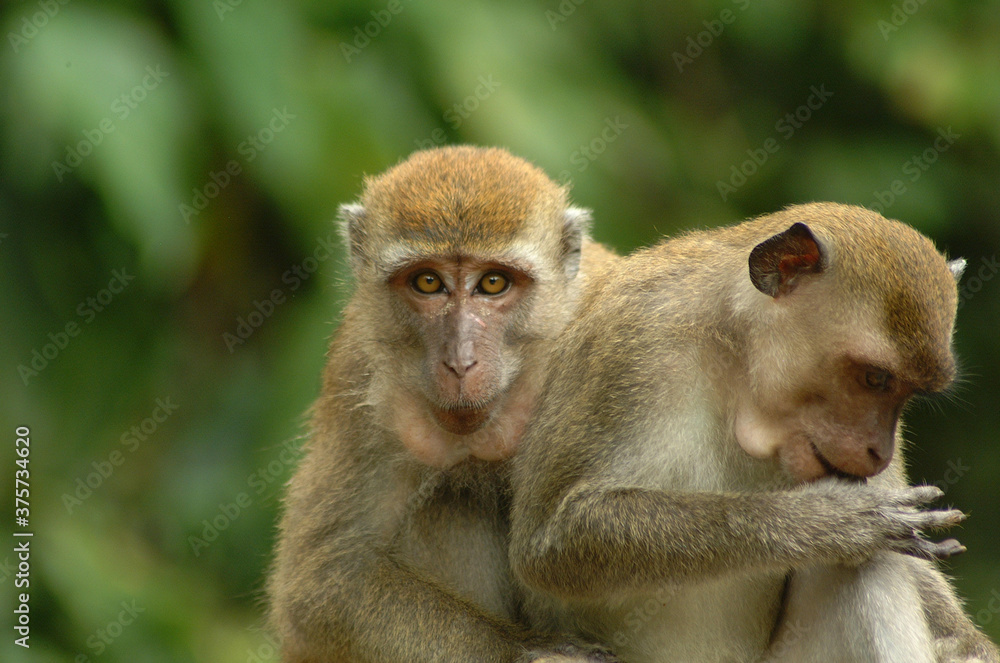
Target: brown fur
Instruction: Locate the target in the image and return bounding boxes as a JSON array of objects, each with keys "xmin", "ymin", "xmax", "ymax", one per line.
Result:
[
  {"xmin": 268, "ymin": 146, "xmax": 620, "ymax": 662},
  {"xmin": 361, "ymin": 146, "xmax": 567, "ymax": 250},
  {"xmin": 750, "ymin": 204, "xmax": 958, "ymax": 388},
  {"xmin": 510, "ymin": 203, "xmax": 996, "ymax": 662}
]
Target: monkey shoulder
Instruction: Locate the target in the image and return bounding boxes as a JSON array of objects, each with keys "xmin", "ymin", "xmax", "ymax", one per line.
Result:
[{"xmin": 578, "ymin": 239, "xmax": 621, "ymax": 284}]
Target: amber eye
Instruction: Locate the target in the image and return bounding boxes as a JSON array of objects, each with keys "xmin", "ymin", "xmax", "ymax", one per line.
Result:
[
  {"xmin": 412, "ymin": 271, "xmax": 444, "ymax": 294},
  {"xmin": 864, "ymin": 369, "xmax": 892, "ymax": 391},
  {"xmin": 477, "ymin": 272, "xmax": 509, "ymax": 295}
]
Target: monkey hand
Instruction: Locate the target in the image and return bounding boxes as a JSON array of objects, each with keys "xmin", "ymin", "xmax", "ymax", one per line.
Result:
[
  {"xmin": 519, "ymin": 641, "xmax": 621, "ymax": 663},
  {"xmin": 872, "ymin": 484, "xmax": 966, "ymax": 560},
  {"xmin": 802, "ymin": 481, "xmax": 966, "ymax": 562}
]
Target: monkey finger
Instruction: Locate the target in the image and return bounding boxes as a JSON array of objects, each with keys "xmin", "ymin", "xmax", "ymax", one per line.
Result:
[
  {"xmin": 911, "ymin": 508, "xmax": 968, "ymax": 532},
  {"xmin": 522, "ymin": 647, "xmax": 621, "ymax": 663},
  {"xmin": 931, "ymin": 538, "xmax": 968, "ymax": 559},
  {"xmin": 889, "ymin": 535, "xmax": 966, "ymax": 560},
  {"xmin": 891, "ymin": 485, "xmax": 946, "ymax": 507},
  {"xmin": 527, "ymin": 657, "xmax": 620, "ymax": 663},
  {"xmin": 520, "ymin": 639, "xmax": 622, "ymax": 663},
  {"xmin": 887, "ymin": 506, "xmax": 965, "ymax": 533}
]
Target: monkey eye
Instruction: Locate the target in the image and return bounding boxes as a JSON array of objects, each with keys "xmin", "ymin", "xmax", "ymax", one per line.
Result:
[
  {"xmin": 477, "ymin": 272, "xmax": 509, "ymax": 295},
  {"xmin": 411, "ymin": 271, "xmax": 445, "ymax": 294},
  {"xmin": 863, "ymin": 369, "xmax": 892, "ymax": 391}
]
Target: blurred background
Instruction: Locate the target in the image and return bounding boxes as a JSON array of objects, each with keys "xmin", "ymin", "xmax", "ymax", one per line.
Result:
[{"xmin": 1, "ymin": 0, "xmax": 998, "ymax": 660}]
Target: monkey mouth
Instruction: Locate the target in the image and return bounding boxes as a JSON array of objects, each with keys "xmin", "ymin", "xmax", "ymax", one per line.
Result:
[
  {"xmin": 810, "ymin": 442, "xmax": 866, "ymax": 483},
  {"xmin": 432, "ymin": 403, "xmax": 493, "ymax": 435}
]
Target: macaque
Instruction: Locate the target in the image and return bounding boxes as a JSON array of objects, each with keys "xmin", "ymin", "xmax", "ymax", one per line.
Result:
[
  {"xmin": 268, "ymin": 146, "xmax": 619, "ymax": 662},
  {"xmin": 510, "ymin": 203, "xmax": 998, "ymax": 662}
]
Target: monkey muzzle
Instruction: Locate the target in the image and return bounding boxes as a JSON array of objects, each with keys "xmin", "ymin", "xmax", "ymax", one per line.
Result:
[
  {"xmin": 432, "ymin": 404, "xmax": 493, "ymax": 435},
  {"xmin": 811, "ymin": 442, "xmax": 868, "ymax": 483}
]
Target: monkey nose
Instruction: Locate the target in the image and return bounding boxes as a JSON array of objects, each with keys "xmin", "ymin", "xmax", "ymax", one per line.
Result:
[
  {"xmin": 443, "ymin": 357, "xmax": 477, "ymax": 378},
  {"xmin": 865, "ymin": 444, "xmax": 892, "ymax": 474},
  {"xmin": 836, "ymin": 443, "xmax": 893, "ymax": 478},
  {"xmin": 443, "ymin": 336, "xmax": 478, "ymax": 378}
]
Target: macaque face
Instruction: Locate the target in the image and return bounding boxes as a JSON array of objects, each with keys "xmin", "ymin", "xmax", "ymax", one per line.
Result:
[
  {"xmin": 389, "ymin": 256, "xmax": 535, "ymax": 436},
  {"xmin": 736, "ymin": 307, "xmax": 943, "ymax": 484},
  {"xmin": 336, "ymin": 146, "xmax": 587, "ymax": 469},
  {"xmin": 774, "ymin": 353, "xmax": 915, "ymax": 482},
  {"xmin": 738, "ymin": 217, "xmax": 959, "ymax": 485}
]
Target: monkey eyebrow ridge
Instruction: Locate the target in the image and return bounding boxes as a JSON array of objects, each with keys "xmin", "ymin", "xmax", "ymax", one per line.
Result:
[{"xmin": 382, "ymin": 251, "xmax": 537, "ymax": 282}]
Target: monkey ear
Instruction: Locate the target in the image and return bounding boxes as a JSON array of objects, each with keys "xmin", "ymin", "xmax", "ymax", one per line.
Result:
[
  {"xmin": 749, "ymin": 222, "xmax": 825, "ymax": 298},
  {"xmin": 337, "ymin": 203, "xmax": 367, "ymax": 270},
  {"xmin": 561, "ymin": 207, "xmax": 592, "ymax": 279},
  {"xmin": 947, "ymin": 258, "xmax": 967, "ymax": 282}
]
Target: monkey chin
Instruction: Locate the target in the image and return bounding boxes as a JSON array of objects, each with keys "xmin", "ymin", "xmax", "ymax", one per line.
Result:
[{"xmin": 389, "ymin": 378, "xmax": 538, "ymax": 467}]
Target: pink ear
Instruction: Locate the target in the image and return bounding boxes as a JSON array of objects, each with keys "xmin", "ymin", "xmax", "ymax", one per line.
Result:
[{"xmin": 748, "ymin": 222, "xmax": 824, "ymax": 298}]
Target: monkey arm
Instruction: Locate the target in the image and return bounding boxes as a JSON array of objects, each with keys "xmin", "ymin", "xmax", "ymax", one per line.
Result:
[
  {"xmin": 511, "ymin": 481, "xmax": 963, "ymax": 602},
  {"xmin": 267, "ymin": 323, "xmax": 617, "ymax": 662},
  {"xmin": 271, "ymin": 490, "xmax": 624, "ymax": 662},
  {"xmin": 270, "ymin": 458, "xmax": 606, "ymax": 662},
  {"xmin": 272, "ymin": 547, "xmax": 536, "ymax": 661},
  {"xmin": 870, "ymin": 454, "xmax": 1000, "ymax": 662},
  {"xmin": 270, "ymin": 413, "xmax": 616, "ymax": 662}
]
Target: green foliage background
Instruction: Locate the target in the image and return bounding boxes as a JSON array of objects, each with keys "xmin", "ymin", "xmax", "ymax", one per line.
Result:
[{"xmin": 1, "ymin": 0, "xmax": 998, "ymax": 660}]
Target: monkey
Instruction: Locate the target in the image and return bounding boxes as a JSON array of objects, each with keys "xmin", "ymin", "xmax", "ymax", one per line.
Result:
[
  {"xmin": 267, "ymin": 161, "xmax": 987, "ymax": 663},
  {"xmin": 508, "ymin": 203, "xmax": 999, "ymax": 663},
  {"xmin": 267, "ymin": 146, "xmax": 621, "ymax": 662}
]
